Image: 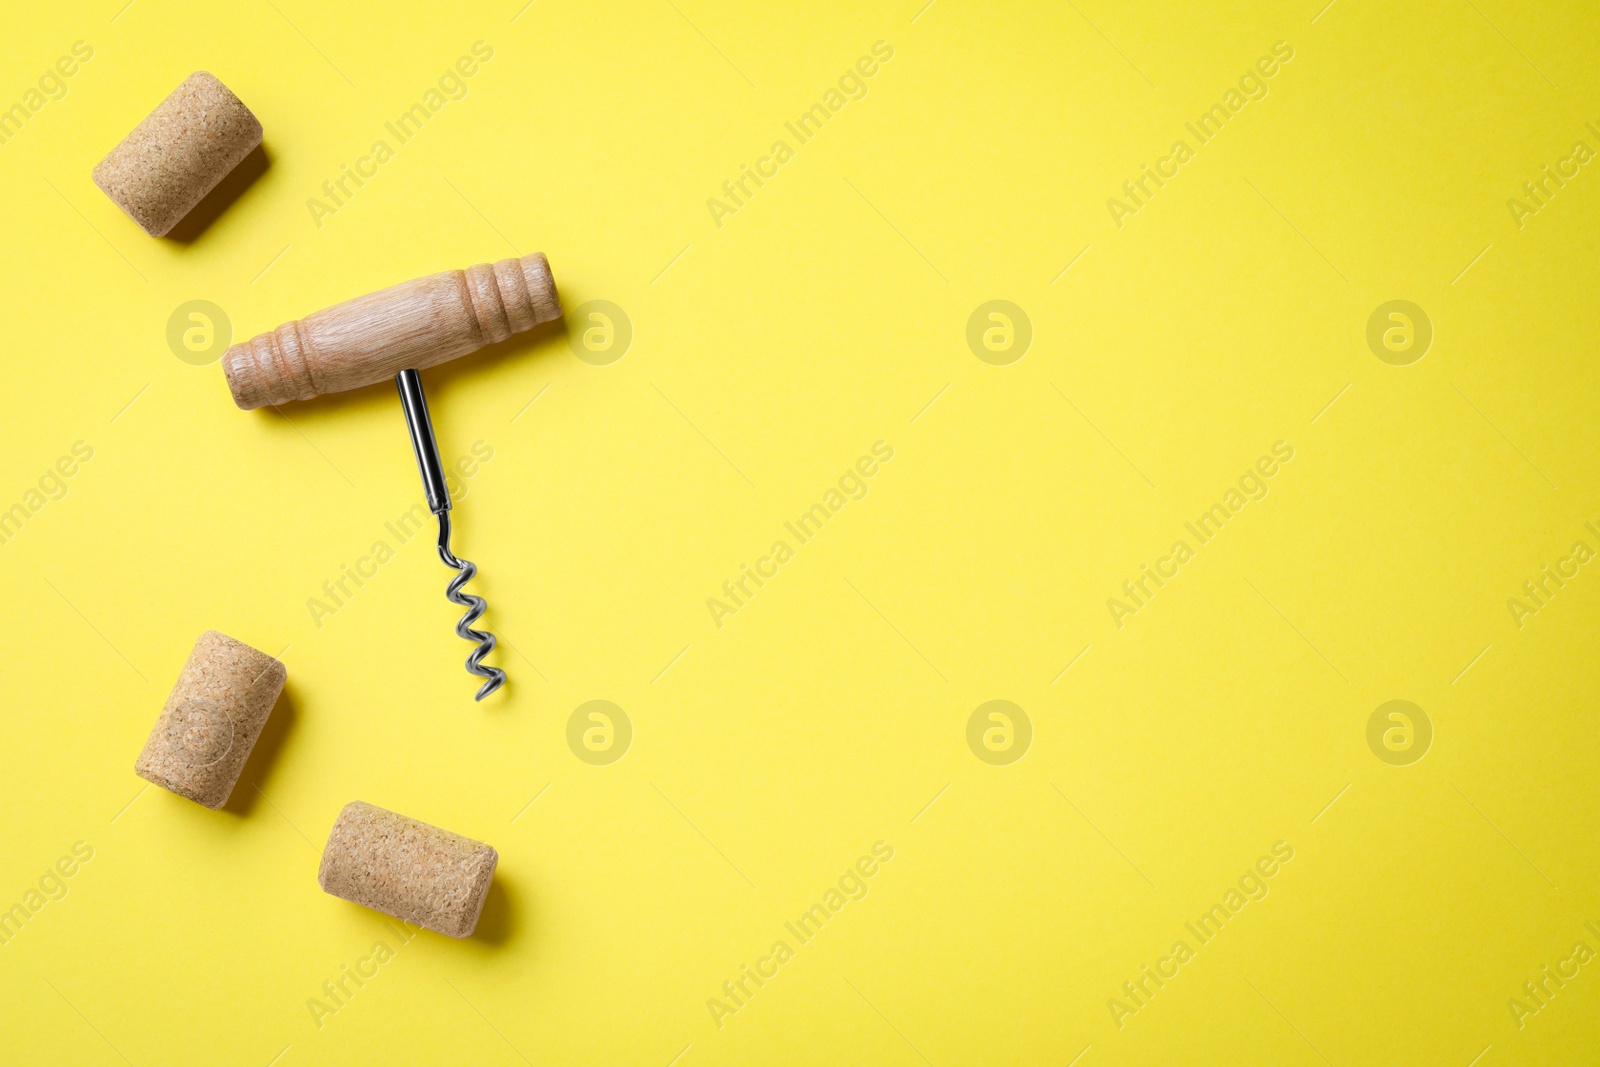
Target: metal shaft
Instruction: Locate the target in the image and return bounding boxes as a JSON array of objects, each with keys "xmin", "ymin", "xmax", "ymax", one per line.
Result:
[
  {"xmin": 395, "ymin": 369, "xmax": 506, "ymax": 700},
  {"xmin": 397, "ymin": 368, "xmax": 450, "ymax": 515}
]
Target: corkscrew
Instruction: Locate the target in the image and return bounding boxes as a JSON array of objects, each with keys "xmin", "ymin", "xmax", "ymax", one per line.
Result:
[
  {"xmin": 396, "ymin": 369, "xmax": 505, "ymax": 699},
  {"xmin": 221, "ymin": 253, "xmax": 562, "ymax": 699}
]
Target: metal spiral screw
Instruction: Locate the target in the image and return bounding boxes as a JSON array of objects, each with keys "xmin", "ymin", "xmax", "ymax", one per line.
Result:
[
  {"xmin": 396, "ymin": 369, "xmax": 506, "ymax": 701},
  {"xmin": 435, "ymin": 510, "xmax": 506, "ymax": 700}
]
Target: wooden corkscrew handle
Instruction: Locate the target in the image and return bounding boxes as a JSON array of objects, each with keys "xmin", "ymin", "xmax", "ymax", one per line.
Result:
[{"xmin": 222, "ymin": 252, "xmax": 561, "ymax": 410}]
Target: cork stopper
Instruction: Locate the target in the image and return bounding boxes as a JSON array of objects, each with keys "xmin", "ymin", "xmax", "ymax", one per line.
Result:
[
  {"xmin": 93, "ymin": 71, "xmax": 263, "ymax": 237},
  {"xmin": 134, "ymin": 631, "xmax": 286, "ymax": 809},
  {"xmin": 318, "ymin": 802, "xmax": 498, "ymax": 938}
]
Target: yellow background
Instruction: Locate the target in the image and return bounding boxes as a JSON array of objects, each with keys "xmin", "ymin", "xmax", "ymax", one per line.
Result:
[{"xmin": 2, "ymin": 0, "xmax": 1598, "ymax": 1063}]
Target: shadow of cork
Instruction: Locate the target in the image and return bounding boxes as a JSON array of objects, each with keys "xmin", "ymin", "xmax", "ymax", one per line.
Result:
[
  {"xmin": 164, "ymin": 142, "xmax": 271, "ymax": 244},
  {"xmin": 221, "ymin": 681, "xmax": 296, "ymax": 818}
]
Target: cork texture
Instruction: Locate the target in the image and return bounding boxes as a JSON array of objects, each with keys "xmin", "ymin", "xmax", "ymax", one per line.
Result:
[
  {"xmin": 318, "ymin": 802, "xmax": 498, "ymax": 938},
  {"xmin": 92, "ymin": 71, "xmax": 263, "ymax": 237},
  {"xmin": 134, "ymin": 631, "xmax": 286, "ymax": 809}
]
